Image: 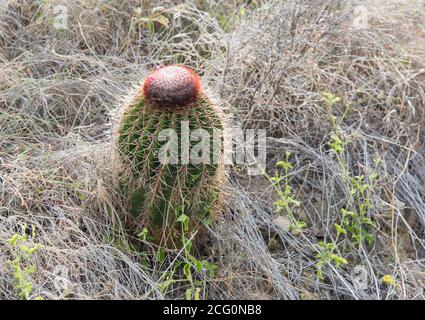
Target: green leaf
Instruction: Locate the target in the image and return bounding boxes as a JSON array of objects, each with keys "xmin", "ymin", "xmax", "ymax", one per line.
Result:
[
  {"xmin": 146, "ymin": 19, "xmax": 154, "ymax": 32},
  {"xmin": 381, "ymin": 275, "xmax": 395, "ymax": 286},
  {"xmin": 316, "ymin": 261, "xmax": 324, "ymax": 280},
  {"xmin": 27, "ymin": 244, "xmax": 40, "ymax": 256},
  {"xmin": 362, "ymin": 217, "xmax": 374, "ymax": 226},
  {"xmin": 183, "ymin": 263, "xmax": 193, "ymax": 283},
  {"xmin": 296, "ymin": 220, "xmax": 307, "ymax": 229},
  {"xmin": 276, "ymin": 161, "xmax": 293, "ymax": 170},
  {"xmin": 270, "ymin": 175, "xmax": 283, "ymax": 183},
  {"xmin": 76, "ymin": 192, "xmax": 87, "ymax": 201},
  {"xmin": 205, "ymin": 262, "xmax": 217, "ymax": 278},
  {"xmin": 8, "ymin": 234, "xmax": 20, "ymax": 247},
  {"xmin": 176, "ymin": 213, "xmax": 189, "ymax": 223},
  {"xmin": 331, "ymin": 254, "xmax": 347, "ymax": 268},
  {"xmin": 177, "ymin": 214, "xmax": 190, "ymax": 231},
  {"xmin": 137, "ymin": 228, "xmax": 152, "ymax": 241},
  {"xmin": 185, "ymin": 288, "xmax": 192, "ymax": 300},
  {"xmin": 31, "ymin": 225, "xmax": 36, "ymax": 239},
  {"xmin": 156, "ymin": 248, "xmax": 166, "ymax": 263},
  {"xmin": 202, "ymin": 217, "xmax": 213, "ymax": 226},
  {"xmin": 334, "ymin": 223, "xmax": 347, "ymax": 236},
  {"xmin": 183, "ymin": 238, "xmax": 193, "ymax": 253},
  {"xmin": 189, "ymin": 256, "xmax": 203, "ymax": 272},
  {"xmin": 194, "ymin": 288, "xmax": 201, "ymax": 300}
]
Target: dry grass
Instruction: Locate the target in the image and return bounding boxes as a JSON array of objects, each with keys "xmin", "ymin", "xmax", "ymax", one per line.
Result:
[{"xmin": 1, "ymin": 0, "xmax": 425, "ymax": 299}]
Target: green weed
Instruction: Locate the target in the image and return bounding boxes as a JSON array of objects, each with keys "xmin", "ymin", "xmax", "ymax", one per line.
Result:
[{"xmin": 7, "ymin": 225, "xmax": 43, "ymax": 300}]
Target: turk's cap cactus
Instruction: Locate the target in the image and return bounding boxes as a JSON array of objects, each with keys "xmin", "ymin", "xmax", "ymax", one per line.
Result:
[{"xmin": 113, "ymin": 64, "xmax": 228, "ymax": 246}]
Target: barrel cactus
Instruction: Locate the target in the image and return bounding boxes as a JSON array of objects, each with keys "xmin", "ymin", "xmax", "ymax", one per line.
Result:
[{"xmin": 115, "ymin": 65, "xmax": 224, "ymax": 244}]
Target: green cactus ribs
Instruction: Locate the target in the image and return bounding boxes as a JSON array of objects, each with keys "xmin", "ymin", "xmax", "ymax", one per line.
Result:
[{"xmin": 117, "ymin": 65, "xmax": 224, "ymax": 242}]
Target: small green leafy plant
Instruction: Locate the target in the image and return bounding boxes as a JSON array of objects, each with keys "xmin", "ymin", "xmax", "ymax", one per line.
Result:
[
  {"xmin": 150, "ymin": 212, "xmax": 217, "ymax": 300},
  {"xmin": 315, "ymin": 91, "xmax": 378, "ymax": 279},
  {"xmin": 177, "ymin": 213, "xmax": 217, "ymax": 300},
  {"xmin": 268, "ymin": 151, "xmax": 306, "ymax": 233},
  {"xmin": 7, "ymin": 225, "xmax": 43, "ymax": 300},
  {"xmin": 315, "ymin": 242, "xmax": 348, "ymax": 280},
  {"xmin": 322, "ymin": 91, "xmax": 341, "ymax": 110}
]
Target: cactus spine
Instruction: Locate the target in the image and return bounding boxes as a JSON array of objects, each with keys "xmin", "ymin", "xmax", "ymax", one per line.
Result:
[{"xmin": 116, "ymin": 65, "xmax": 223, "ymax": 242}]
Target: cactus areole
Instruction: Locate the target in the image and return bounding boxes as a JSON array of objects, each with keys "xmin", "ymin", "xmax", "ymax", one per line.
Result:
[{"xmin": 117, "ymin": 65, "xmax": 223, "ymax": 243}]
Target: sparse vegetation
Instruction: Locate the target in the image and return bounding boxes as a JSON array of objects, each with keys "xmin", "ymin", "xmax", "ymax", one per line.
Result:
[{"xmin": 7, "ymin": 225, "xmax": 43, "ymax": 300}]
